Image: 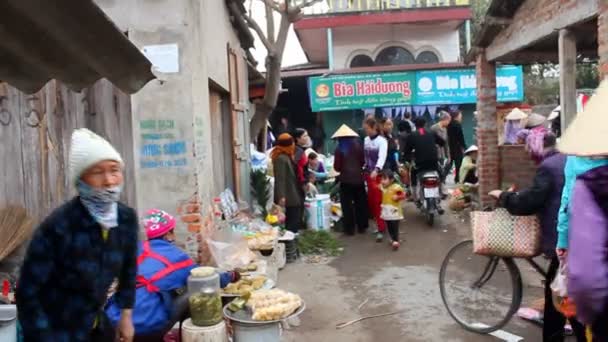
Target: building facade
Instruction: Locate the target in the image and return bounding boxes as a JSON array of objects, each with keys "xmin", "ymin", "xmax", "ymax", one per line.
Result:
[
  {"xmin": 278, "ymin": 0, "xmax": 484, "ymax": 152},
  {"xmin": 94, "ymin": 0, "xmax": 255, "ymax": 249}
]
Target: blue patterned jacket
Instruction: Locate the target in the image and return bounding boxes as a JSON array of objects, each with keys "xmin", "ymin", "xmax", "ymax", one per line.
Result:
[{"xmin": 16, "ymin": 198, "xmax": 138, "ymax": 342}]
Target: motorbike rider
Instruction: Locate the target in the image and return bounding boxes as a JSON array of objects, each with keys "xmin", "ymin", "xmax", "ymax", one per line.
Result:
[
  {"xmin": 430, "ymin": 111, "xmax": 452, "ymax": 184},
  {"xmin": 402, "ymin": 117, "xmax": 446, "ymax": 202}
]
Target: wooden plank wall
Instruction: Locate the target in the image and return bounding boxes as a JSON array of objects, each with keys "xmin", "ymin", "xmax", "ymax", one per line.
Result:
[{"xmin": 0, "ymin": 79, "xmax": 136, "ymax": 224}]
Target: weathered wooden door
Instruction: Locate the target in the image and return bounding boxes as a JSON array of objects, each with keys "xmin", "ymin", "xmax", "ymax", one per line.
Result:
[{"xmin": 227, "ymin": 46, "xmax": 250, "ymax": 201}]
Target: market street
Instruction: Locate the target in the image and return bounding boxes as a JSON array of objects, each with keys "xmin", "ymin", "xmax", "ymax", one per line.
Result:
[{"xmin": 280, "ymin": 204, "xmax": 557, "ymax": 342}]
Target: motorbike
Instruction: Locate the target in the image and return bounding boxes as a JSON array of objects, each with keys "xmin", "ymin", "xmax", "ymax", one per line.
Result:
[{"xmin": 415, "ymin": 169, "xmax": 443, "ymax": 226}]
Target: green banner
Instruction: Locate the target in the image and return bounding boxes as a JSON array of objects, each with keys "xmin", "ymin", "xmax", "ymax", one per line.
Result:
[{"xmin": 308, "ymin": 72, "xmax": 416, "ymax": 112}]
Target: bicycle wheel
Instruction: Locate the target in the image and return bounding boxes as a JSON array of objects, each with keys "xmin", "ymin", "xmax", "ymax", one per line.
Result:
[{"xmin": 439, "ymin": 240, "xmax": 523, "ymax": 334}]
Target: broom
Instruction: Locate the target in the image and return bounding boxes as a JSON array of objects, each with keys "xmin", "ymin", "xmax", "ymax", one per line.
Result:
[{"xmin": 0, "ymin": 206, "xmax": 34, "ymax": 262}]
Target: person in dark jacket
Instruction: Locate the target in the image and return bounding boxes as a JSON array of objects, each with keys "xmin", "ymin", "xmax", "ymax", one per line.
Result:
[
  {"xmin": 488, "ymin": 134, "xmax": 586, "ymax": 342},
  {"xmin": 402, "ymin": 117, "xmax": 445, "ymax": 200},
  {"xmin": 447, "ymin": 111, "xmax": 467, "ymax": 182},
  {"xmin": 397, "ymin": 120, "xmax": 412, "ymax": 162},
  {"xmin": 332, "ymin": 124, "xmax": 369, "ymax": 235},
  {"xmin": 17, "ymin": 128, "xmax": 138, "ymax": 342},
  {"xmin": 272, "ymin": 133, "xmax": 304, "ymax": 233},
  {"xmin": 379, "ymin": 117, "xmax": 399, "ymax": 172}
]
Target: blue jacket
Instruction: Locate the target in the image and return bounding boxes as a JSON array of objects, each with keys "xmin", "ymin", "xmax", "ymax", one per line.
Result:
[
  {"xmin": 556, "ymin": 156, "xmax": 608, "ymax": 249},
  {"xmin": 17, "ymin": 198, "xmax": 138, "ymax": 342},
  {"xmin": 105, "ymin": 239, "xmax": 233, "ymax": 335},
  {"xmin": 499, "ymin": 150, "xmax": 566, "ymax": 256}
]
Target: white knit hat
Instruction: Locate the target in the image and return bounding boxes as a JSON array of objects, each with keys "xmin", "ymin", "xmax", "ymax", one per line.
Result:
[{"xmin": 69, "ymin": 128, "xmax": 123, "ymax": 185}]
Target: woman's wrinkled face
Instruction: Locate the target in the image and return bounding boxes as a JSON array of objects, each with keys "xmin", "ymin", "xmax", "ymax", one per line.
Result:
[{"xmin": 81, "ymin": 160, "xmax": 123, "ymax": 189}]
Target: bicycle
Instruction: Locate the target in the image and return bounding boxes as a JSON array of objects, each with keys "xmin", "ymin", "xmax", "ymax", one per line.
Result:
[{"xmin": 439, "ymin": 239, "xmax": 548, "ymax": 334}]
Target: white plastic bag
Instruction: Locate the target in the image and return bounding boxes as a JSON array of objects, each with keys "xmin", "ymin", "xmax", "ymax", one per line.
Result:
[
  {"xmin": 551, "ymin": 261, "xmax": 568, "ymax": 298},
  {"xmin": 206, "ymin": 228, "xmax": 255, "ymax": 270},
  {"xmin": 550, "ymin": 260, "xmax": 576, "ymax": 317}
]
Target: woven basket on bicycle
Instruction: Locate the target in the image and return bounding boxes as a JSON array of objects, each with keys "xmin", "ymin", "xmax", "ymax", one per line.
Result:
[{"xmin": 471, "ymin": 208, "xmax": 541, "ymax": 258}]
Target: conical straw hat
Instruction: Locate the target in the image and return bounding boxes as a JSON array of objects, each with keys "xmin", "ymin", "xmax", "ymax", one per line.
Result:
[
  {"xmin": 505, "ymin": 108, "xmax": 527, "ymax": 121},
  {"xmin": 559, "ymin": 80, "xmax": 608, "ymax": 156},
  {"xmin": 525, "ymin": 113, "xmax": 547, "ymax": 128},
  {"xmin": 331, "ymin": 124, "xmax": 359, "ymax": 139}
]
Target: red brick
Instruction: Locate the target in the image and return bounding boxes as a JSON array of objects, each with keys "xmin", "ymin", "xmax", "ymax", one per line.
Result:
[
  {"xmin": 187, "ymin": 223, "xmax": 201, "ymax": 233},
  {"xmin": 182, "ymin": 213, "xmax": 202, "ymax": 223},
  {"xmin": 185, "ymin": 203, "xmax": 200, "ymax": 214}
]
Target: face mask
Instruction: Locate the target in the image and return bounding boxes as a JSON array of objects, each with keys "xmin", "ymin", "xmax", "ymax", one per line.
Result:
[
  {"xmin": 78, "ymin": 181, "xmax": 122, "ymax": 203},
  {"xmin": 77, "ymin": 180, "xmax": 122, "ymax": 228}
]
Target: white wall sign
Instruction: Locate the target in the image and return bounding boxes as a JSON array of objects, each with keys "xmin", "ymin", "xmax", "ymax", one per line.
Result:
[{"xmin": 142, "ymin": 43, "xmax": 180, "ymax": 73}]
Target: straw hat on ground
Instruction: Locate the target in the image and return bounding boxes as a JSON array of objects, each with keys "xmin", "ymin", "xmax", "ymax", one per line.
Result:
[
  {"xmin": 505, "ymin": 108, "xmax": 527, "ymax": 121},
  {"xmin": 525, "ymin": 113, "xmax": 547, "ymax": 128},
  {"xmin": 559, "ymin": 80, "xmax": 608, "ymax": 156},
  {"xmin": 331, "ymin": 124, "xmax": 359, "ymax": 139}
]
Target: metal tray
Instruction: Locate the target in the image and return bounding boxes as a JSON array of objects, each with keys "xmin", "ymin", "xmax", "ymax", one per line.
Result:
[
  {"xmin": 220, "ymin": 278, "xmax": 276, "ymax": 298},
  {"xmin": 223, "ymin": 301, "xmax": 306, "ymax": 324}
]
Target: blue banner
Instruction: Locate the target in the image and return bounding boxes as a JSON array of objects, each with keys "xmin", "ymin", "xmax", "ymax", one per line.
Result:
[{"xmin": 415, "ymin": 65, "xmax": 524, "ymax": 105}]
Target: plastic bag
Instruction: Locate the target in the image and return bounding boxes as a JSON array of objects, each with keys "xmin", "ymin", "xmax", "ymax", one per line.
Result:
[
  {"xmin": 551, "ymin": 260, "xmax": 577, "ymax": 318},
  {"xmin": 206, "ymin": 228, "xmax": 256, "ymax": 270}
]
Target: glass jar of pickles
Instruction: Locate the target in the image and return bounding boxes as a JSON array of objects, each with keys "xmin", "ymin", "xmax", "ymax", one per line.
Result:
[{"xmin": 189, "ymin": 287, "xmax": 223, "ymax": 326}]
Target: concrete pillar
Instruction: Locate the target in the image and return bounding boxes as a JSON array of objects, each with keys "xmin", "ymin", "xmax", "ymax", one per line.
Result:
[
  {"xmin": 559, "ymin": 29, "xmax": 577, "ymax": 132},
  {"xmin": 475, "ymin": 51, "xmax": 499, "ymax": 206},
  {"xmin": 327, "ymin": 28, "xmax": 334, "ymax": 70},
  {"xmin": 598, "ymin": 0, "xmax": 608, "ymax": 80}
]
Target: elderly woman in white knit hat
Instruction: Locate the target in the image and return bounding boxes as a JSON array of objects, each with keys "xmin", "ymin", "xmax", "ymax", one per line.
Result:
[{"xmin": 17, "ymin": 128, "xmax": 138, "ymax": 342}]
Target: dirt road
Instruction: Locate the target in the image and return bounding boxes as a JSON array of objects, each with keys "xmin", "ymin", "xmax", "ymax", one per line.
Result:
[{"xmin": 279, "ymin": 205, "xmax": 558, "ymax": 341}]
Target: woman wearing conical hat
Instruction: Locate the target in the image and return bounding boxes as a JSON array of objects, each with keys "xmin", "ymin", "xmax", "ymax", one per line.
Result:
[
  {"xmin": 332, "ymin": 124, "xmax": 369, "ymax": 236},
  {"xmin": 558, "ymin": 80, "xmax": 608, "ymax": 340},
  {"xmin": 524, "ymin": 113, "xmax": 549, "ymax": 164},
  {"xmin": 503, "ymin": 107, "xmax": 527, "ymax": 145}
]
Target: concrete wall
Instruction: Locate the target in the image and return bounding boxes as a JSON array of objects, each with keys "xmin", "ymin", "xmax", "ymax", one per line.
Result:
[
  {"xmin": 331, "ymin": 23, "xmax": 460, "ymax": 68},
  {"xmin": 95, "ymin": 0, "xmax": 251, "ymax": 256}
]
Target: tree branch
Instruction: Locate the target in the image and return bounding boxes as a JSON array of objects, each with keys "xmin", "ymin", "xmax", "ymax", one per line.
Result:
[
  {"xmin": 264, "ymin": 2, "xmax": 275, "ymax": 45},
  {"xmin": 291, "ymin": 0, "xmax": 323, "ymax": 12},
  {"xmin": 260, "ymin": 0, "xmax": 282, "ymax": 13},
  {"xmin": 243, "ymin": 13, "xmax": 275, "ymax": 53}
]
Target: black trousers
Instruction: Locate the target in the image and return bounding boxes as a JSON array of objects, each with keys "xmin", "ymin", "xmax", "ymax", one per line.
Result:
[
  {"xmin": 339, "ymin": 182, "xmax": 369, "ymax": 234},
  {"xmin": 134, "ymin": 292, "xmax": 191, "ymax": 342},
  {"xmin": 544, "ymin": 256, "xmax": 586, "ymax": 342},
  {"xmin": 452, "ymin": 154, "xmax": 463, "ymax": 183},
  {"xmin": 386, "ymin": 220, "xmax": 399, "ymax": 242},
  {"xmin": 286, "ymin": 206, "xmax": 303, "ymax": 233}
]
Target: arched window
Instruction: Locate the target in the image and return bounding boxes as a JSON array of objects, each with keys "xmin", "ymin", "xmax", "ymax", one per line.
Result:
[
  {"xmin": 375, "ymin": 46, "xmax": 415, "ymax": 66},
  {"xmin": 416, "ymin": 51, "xmax": 440, "ymax": 64},
  {"xmin": 349, "ymin": 54, "xmax": 374, "ymax": 68}
]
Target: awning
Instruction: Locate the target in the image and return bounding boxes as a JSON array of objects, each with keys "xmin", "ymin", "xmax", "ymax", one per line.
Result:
[{"xmin": 0, "ymin": 0, "xmax": 155, "ymax": 94}]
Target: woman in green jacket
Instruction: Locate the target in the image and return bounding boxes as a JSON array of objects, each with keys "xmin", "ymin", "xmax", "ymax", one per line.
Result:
[{"xmin": 272, "ymin": 133, "xmax": 303, "ymax": 233}]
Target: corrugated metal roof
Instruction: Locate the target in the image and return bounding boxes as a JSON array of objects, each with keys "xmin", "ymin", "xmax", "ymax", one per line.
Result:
[{"xmin": 0, "ymin": 0, "xmax": 155, "ymax": 95}]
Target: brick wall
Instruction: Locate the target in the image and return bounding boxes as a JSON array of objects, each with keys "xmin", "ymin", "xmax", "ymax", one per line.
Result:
[
  {"xmin": 490, "ymin": 0, "xmax": 585, "ymax": 50},
  {"xmin": 599, "ymin": 0, "xmax": 608, "ymax": 79},
  {"xmin": 475, "ymin": 52, "xmax": 499, "ymax": 205},
  {"xmin": 499, "ymin": 145, "xmax": 538, "ymax": 190},
  {"xmin": 176, "ymin": 196, "xmax": 217, "ymax": 265}
]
